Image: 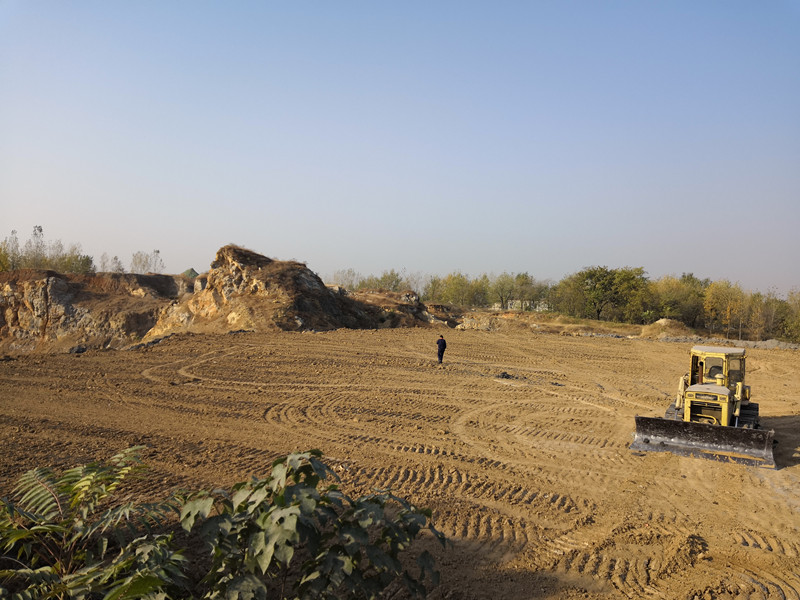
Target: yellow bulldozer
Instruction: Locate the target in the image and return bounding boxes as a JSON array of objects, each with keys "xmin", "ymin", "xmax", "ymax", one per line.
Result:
[{"xmin": 631, "ymin": 345, "xmax": 775, "ymax": 467}]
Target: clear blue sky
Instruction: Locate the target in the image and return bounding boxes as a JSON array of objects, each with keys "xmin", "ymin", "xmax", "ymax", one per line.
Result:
[{"xmin": 2, "ymin": 1, "xmax": 798, "ymax": 294}]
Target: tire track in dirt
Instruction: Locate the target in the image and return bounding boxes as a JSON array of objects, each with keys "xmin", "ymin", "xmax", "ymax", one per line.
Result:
[
  {"xmin": 735, "ymin": 530, "xmax": 800, "ymax": 557},
  {"xmin": 726, "ymin": 568, "xmax": 800, "ymax": 600},
  {"xmin": 359, "ymin": 463, "xmax": 590, "ymax": 517},
  {"xmin": 0, "ymin": 414, "xmax": 276, "ymax": 489},
  {"xmin": 444, "ymin": 377, "xmax": 716, "ymax": 595},
  {"xmin": 140, "ymin": 350, "xmax": 224, "ymax": 384},
  {"xmin": 131, "ymin": 334, "xmax": 800, "ymax": 599},
  {"xmin": 434, "ymin": 502, "xmax": 540, "ymax": 565},
  {"xmin": 450, "ymin": 397, "xmax": 630, "ymax": 484},
  {"xmin": 5, "ymin": 330, "xmax": 800, "ymax": 599},
  {"xmin": 316, "ymin": 398, "xmax": 452, "ymax": 426},
  {"xmin": 348, "ymin": 461, "xmax": 590, "ymax": 565},
  {"xmin": 551, "ymin": 520, "xmax": 704, "ymax": 599},
  {"xmin": 258, "ymin": 388, "xmax": 456, "ymax": 456},
  {"xmin": 100, "ymin": 375, "xmax": 267, "ymax": 422}
]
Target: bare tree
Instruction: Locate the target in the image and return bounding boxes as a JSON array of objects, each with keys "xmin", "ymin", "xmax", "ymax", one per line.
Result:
[
  {"xmin": 99, "ymin": 253, "xmax": 126, "ymax": 273},
  {"xmin": 0, "ymin": 230, "xmax": 21, "ymax": 270},
  {"xmin": 330, "ymin": 268, "xmax": 362, "ymax": 290},
  {"xmin": 130, "ymin": 249, "xmax": 165, "ymax": 274},
  {"xmin": 21, "ymin": 225, "xmax": 47, "ymax": 269}
]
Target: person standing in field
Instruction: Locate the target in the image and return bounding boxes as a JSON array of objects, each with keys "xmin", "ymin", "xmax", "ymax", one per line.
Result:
[{"xmin": 436, "ymin": 335, "xmax": 447, "ymax": 364}]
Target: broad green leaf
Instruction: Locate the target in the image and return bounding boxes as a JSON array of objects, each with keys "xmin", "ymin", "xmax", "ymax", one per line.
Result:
[
  {"xmin": 103, "ymin": 574, "xmax": 165, "ymax": 600},
  {"xmin": 179, "ymin": 497, "xmax": 214, "ymax": 531},
  {"xmin": 353, "ymin": 501, "xmax": 384, "ymax": 529},
  {"xmin": 246, "ymin": 531, "xmax": 270, "ymax": 574},
  {"xmin": 285, "ymin": 452, "xmax": 307, "ymax": 472},
  {"xmin": 339, "ymin": 525, "xmax": 369, "ymax": 552},
  {"xmin": 231, "ymin": 487, "xmax": 252, "ymax": 511},
  {"xmin": 273, "ymin": 539, "xmax": 294, "ymax": 565},
  {"xmin": 299, "ymin": 569, "xmax": 320, "ymax": 584},
  {"xmin": 299, "ymin": 491, "xmax": 317, "ymax": 515},
  {"xmin": 1, "ymin": 448, "xmax": 443, "ymax": 600},
  {"xmin": 247, "ymin": 485, "xmax": 270, "ymax": 510},
  {"xmin": 226, "ymin": 573, "xmax": 268, "ymax": 600},
  {"xmin": 269, "ymin": 462, "xmax": 287, "ymax": 491},
  {"xmin": 365, "ymin": 545, "xmax": 401, "ymax": 573}
]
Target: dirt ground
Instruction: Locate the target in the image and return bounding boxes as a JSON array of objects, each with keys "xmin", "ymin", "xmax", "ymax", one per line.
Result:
[{"xmin": 2, "ymin": 328, "xmax": 800, "ymax": 599}]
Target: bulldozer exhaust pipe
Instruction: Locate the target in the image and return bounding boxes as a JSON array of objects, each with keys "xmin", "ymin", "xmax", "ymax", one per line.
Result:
[{"xmin": 631, "ymin": 416, "xmax": 776, "ymax": 468}]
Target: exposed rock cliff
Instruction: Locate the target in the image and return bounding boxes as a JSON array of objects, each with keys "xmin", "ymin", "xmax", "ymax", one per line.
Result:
[
  {"xmin": 147, "ymin": 245, "xmax": 381, "ymax": 337},
  {"xmin": 0, "ymin": 270, "xmax": 191, "ymax": 353},
  {"xmin": 0, "ymin": 246, "xmax": 438, "ymax": 354}
]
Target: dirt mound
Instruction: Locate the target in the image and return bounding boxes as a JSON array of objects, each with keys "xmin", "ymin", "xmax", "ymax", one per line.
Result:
[{"xmin": 640, "ymin": 318, "xmax": 693, "ymax": 339}]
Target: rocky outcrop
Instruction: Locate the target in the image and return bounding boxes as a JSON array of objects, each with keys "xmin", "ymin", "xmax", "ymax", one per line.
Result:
[
  {"xmin": 0, "ymin": 270, "xmax": 191, "ymax": 353},
  {"xmin": 147, "ymin": 245, "xmax": 381, "ymax": 338},
  {"xmin": 0, "ymin": 246, "xmax": 441, "ymax": 354},
  {"xmin": 347, "ymin": 290, "xmax": 456, "ymax": 328}
]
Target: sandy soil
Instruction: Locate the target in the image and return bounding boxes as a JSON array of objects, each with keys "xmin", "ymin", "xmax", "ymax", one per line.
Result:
[{"xmin": 2, "ymin": 328, "xmax": 800, "ymax": 599}]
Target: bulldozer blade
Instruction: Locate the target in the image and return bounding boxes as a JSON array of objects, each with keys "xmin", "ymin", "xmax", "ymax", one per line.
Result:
[{"xmin": 631, "ymin": 416, "xmax": 776, "ymax": 468}]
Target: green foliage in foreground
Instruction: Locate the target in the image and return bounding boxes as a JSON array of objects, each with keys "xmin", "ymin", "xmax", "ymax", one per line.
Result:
[
  {"xmin": 0, "ymin": 449, "xmax": 444, "ymax": 600},
  {"xmin": 181, "ymin": 449, "xmax": 444, "ymax": 599},
  {"xmin": 0, "ymin": 447, "xmax": 182, "ymax": 599}
]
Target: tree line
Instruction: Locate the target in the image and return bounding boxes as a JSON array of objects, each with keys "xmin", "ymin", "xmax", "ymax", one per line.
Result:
[
  {"xmin": 3, "ymin": 228, "xmax": 798, "ymax": 343},
  {"xmin": 0, "ymin": 227, "xmax": 164, "ymax": 275},
  {"xmin": 332, "ymin": 266, "xmax": 800, "ymax": 344}
]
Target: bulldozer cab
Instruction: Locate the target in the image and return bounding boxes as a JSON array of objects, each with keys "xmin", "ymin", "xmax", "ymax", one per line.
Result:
[{"xmin": 689, "ymin": 346, "xmax": 746, "ymax": 391}]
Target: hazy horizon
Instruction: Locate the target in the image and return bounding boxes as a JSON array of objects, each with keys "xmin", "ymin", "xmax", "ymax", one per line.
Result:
[{"xmin": 2, "ymin": 2, "xmax": 798, "ymax": 295}]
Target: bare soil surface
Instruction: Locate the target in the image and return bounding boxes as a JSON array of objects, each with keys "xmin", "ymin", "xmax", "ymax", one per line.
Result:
[{"xmin": 2, "ymin": 328, "xmax": 800, "ymax": 599}]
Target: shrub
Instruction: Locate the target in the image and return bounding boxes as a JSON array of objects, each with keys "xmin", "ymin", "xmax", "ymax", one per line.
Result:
[
  {"xmin": 180, "ymin": 449, "xmax": 444, "ymax": 599},
  {"xmin": 0, "ymin": 447, "xmax": 184, "ymax": 599},
  {"xmin": 1, "ymin": 449, "xmax": 444, "ymax": 600}
]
